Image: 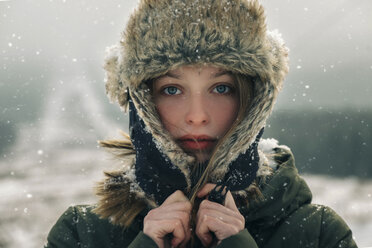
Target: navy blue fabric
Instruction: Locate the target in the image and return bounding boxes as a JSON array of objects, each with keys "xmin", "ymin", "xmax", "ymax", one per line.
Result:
[
  {"xmin": 129, "ymin": 100, "xmax": 188, "ymax": 205},
  {"xmin": 224, "ymin": 128, "xmax": 263, "ymax": 191},
  {"xmin": 208, "ymin": 128, "xmax": 263, "ymax": 204},
  {"xmin": 129, "ymin": 97, "xmax": 262, "ymax": 205}
]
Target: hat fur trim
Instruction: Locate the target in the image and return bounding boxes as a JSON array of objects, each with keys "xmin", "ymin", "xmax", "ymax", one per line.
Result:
[{"xmin": 102, "ymin": 0, "xmax": 289, "ymax": 199}]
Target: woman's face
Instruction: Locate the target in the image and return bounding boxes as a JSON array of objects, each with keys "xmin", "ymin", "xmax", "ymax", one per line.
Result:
[{"xmin": 153, "ymin": 65, "xmax": 239, "ymax": 162}]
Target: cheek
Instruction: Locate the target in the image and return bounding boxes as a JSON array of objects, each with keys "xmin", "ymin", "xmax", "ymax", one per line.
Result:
[
  {"xmin": 155, "ymin": 98, "xmax": 184, "ymax": 134},
  {"xmin": 208, "ymin": 97, "xmax": 239, "ymax": 133}
]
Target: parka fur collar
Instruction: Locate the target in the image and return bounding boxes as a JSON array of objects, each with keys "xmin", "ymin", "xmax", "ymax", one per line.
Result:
[
  {"xmin": 95, "ymin": 0, "xmax": 290, "ymax": 228},
  {"xmin": 94, "ymin": 139, "xmax": 309, "ymax": 229}
]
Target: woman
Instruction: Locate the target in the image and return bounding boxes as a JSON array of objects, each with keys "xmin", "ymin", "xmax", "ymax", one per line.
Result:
[{"xmin": 45, "ymin": 0, "xmax": 357, "ymax": 247}]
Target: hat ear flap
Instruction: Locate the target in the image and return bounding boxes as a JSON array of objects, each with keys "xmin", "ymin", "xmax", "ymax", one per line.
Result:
[
  {"xmin": 266, "ymin": 30, "xmax": 289, "ymax": 91},
  {"xmin": 104, "ymin": 44, "xmax": 129, "ymax": 110}
]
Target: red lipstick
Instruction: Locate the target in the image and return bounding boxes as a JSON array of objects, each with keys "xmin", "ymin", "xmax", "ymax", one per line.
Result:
[{"xmin": 177, "ymin": 135, "xmax": 217, "ymax": 150}]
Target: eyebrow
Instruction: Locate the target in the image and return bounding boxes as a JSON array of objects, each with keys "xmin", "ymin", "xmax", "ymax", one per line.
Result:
[
  {"xmin": 163, "ymin": 71, "xmax": 182, "ymax": 79},
  {"xmin": 212, "ymin": 70, "xmax": 232, "ymax": 78},
  {"xmin": 161, "ymin": 69, "xmax": 232, "ymax": 79}
]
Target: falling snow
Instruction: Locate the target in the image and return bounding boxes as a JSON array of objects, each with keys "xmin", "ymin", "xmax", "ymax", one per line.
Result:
[{"xmin": 0, "ymin": 0, "xmax": 371, "ymax": 247}]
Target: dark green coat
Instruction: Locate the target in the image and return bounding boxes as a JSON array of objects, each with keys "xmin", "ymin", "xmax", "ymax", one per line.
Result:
[{"xmin": 45, "ymin": 148, "xmax": 357, "ymax": 248}]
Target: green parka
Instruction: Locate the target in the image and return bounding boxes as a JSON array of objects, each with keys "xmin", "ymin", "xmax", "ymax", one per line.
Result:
[
  {"xmin": 46, "ymin": 1, "xmax": 357, "ymax": 247},
  {"xmin": 45, "ymin": 146, "xmax": 357, "ymax": 248}
]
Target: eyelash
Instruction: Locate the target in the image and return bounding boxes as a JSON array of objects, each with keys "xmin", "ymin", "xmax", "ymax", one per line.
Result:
[
  {"xmin": 161, "ymin": 84, "xmax": 234, "ymax": 96},
  {"xmin": 163, "ymin": 86, "xmax": 181, "ymax": 95},
  {"xmin": 212, "ymin": 85, "xmax": 232, "ymax": 94}
]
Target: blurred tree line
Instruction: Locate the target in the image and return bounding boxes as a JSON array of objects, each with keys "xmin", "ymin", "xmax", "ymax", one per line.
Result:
[
  {"xmin": 1, "ymin": 109, "xmax": 371, "ymax": 178},
  {"xmin": 265, "ymin": 109, "xmax": 372, "ymax": 178}
]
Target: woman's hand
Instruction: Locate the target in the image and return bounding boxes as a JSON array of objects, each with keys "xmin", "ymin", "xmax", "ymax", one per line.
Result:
[
  {"xmin": 195, "ymin": 184, "xmax": 245, "ymax": 247},
  {"xmin": 143, "ymin": 190, "xmax": 192, "ymax": 248}
]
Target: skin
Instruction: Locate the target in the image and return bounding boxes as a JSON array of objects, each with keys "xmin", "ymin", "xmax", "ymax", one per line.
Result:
[
  {"xmin": 144, "ymin": 66, "xmax": 244, "ymax": 247},
  {"xmin": 143, "ymin": 190, "xmax": 192, "ymax": 248},
  {"xmin": 196, "ymin": 184, "xmax": 245, "ymax": 247},
  {"xmin": 152, "ymin": 65, "xmax": 239, "ymax": 162}
]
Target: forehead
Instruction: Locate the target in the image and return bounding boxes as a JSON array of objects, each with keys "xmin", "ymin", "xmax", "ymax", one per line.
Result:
[{"xmin": 164, "ymin": 65, "xmax": 232, "ymax": 79}]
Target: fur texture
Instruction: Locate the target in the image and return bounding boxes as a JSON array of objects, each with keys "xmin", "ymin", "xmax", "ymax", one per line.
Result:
[
  {"xmin": 94, "ymin": 139, "xmax": 284, "ymax": 227},
  {"xmin": 104, "ymin": 0, "xmax": 288, "ymax": 182},
  {"xmin": 97, "ymin": 0, "xmax": 289, "ymax": 227}
]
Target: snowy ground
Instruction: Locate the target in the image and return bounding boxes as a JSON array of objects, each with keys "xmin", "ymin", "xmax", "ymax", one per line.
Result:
[
  {"xmin": 0, "ymin": 148, "xmax": 106, "ymax": 248},
  {"xmin": 1, "ymin": 147, "xmax": 371, "ymax": 248},
  {"xmin": 305, "ymin": 175, "xmax": 372, "ymax": 246}
]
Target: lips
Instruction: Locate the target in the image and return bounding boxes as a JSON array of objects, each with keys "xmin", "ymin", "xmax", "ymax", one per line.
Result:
[{"xmin": 177, "ymin": 135, "xmax": 217, "ymax": 150}]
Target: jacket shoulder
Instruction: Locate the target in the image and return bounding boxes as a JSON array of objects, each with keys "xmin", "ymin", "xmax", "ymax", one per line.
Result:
[
  {"xmin": 318, "ymin": 205, "xmax": 358, "ymax": 248},
  {"xmin": 264, "ymin": 204, "xmax": 357, "ymax": 247},
  {"xmin": 45, "ymin": 205, "xmax": 141, "ymax": 248},
  {"xmin": 45, "ymin": 206, "xmax": 81, "ymax": 248}
]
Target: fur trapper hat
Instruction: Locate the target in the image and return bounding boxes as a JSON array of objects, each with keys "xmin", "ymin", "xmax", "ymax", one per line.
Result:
[
  {"xmin": 104, "ymin": 0, "xmax": 289, "ymax": 181},
  {"xmin": 103, "ymin": 0, "xmax": 289, "ymax": 200}
]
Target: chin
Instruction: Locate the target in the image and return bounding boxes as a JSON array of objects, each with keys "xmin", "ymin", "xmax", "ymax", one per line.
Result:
[
  {"xmin": 194, "ymin": 152, "xmax": 211, "ymax": 164},
  {"xmin": 180, "ymin": 145, "xmax": 213, "ymax": 163}
]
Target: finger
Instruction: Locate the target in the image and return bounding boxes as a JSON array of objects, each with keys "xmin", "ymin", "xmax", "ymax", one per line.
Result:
[
  {"xmin": 196, "ymin": 214, "xmax": 240, "ymax": 243},
  {"xmin": 195, "ymin": 214, "xmax": 213, "ymax": 247},
  {"xmin": 163, "ymin": 190, "xmax": 189, "ymax": 205},
  {"xmin": 144, "ymin": 219, "xmax": 186, "ymax": 248},
  {"xmin": 197, "ymin": 183, "xmax": 217, "ymax": 198},
  {"xmin": 150, "ymin": 201, "xmax": 192, "ymax": 216},
  {"xmin": 145, "ymin": 209, "xmax": 191, "ymax": 239},
  {"xmin": 197, "ymin": 201, "xmax": 243, "ymax": 230},
  {"xmin": 170, "ymin": 219, "xmax": 187, "ymax": 248},
  {"xmin": 147, "ymin": 209, "xmax": 189, "ymax": 224},
  {"xmin": 224, "ymin": 191, "xmax": 239, "ymax": 212},
  {"xmin": 147, "ymin": 209, "xmax": 189, "ymax": 220},
  {"xmin": 196, "ymin": 208, "xmax": 243, "ymax": 229},
  {"xmin": 198, "ymin": 199, "xmax": 240, "ymax": 219},
  {"xmin": 178, "ymin": 225, "xmax": 192, "ymax": 248}
]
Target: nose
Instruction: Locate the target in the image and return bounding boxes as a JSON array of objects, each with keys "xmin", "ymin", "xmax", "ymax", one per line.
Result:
[{"xmin": 185, "ymin": 95, "xmax": 210, "ymax": 125}]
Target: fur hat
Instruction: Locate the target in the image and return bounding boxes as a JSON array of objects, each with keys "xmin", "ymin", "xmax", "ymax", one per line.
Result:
[{"xmin": 103, "ymin": 0, "xmax": 289, "ymax": 189}]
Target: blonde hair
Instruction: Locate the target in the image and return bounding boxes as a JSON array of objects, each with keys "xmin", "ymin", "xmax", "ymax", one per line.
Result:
[
  {"xmin": 100, "ymin": 72, "xmax": 254, "ymax": 192},
  {"xmin": 97, "ymin": 72, "xmax": 254, "ymax": 229},
  {"xmin": 188, "ymin": 73, "xmax": 254, "ymax": 201}
]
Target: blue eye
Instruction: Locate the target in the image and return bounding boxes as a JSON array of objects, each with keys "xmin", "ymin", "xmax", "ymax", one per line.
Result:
[
  {"xmin": 164, "ymin": 86, "xmax": 181, "ymax": 95},
  {"xmin": 213, "ymin": 85, "xmax": 231, "ymax": 94}
]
